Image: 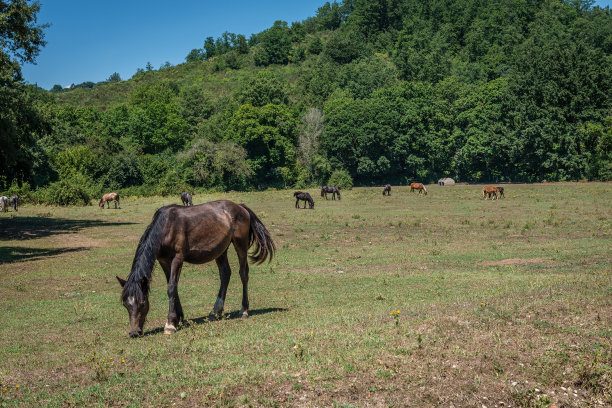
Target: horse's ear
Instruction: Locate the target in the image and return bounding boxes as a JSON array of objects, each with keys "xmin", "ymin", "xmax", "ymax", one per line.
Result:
[{"xmin": 116, "ymin": 276, "xmax": 127, "ymax": 287}]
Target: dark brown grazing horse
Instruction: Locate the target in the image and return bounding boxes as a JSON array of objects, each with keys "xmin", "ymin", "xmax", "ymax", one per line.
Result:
[
  {"xmin": 321, "ymin": 186, "xmax": 341, "ymax": 200},
  {"xmin": 382, "ymin": 184, "xmax": 391, "ymax": 196},
  {"xmin": 180, "ymin": 192, "xmax": 193, "ymax": 206},
  {"xmin": 116, "ymin": 200, "xmax": 275, "ymax": 337},
  {"xmin": 410, "ymin": 183, "xmax": 427, "ymax": 195},
  {"xmin": 99, "ymin": 192, "xmax": 120, "ymax": 209},
  {"xmin": 496, "ymin": 187, "xmax": 505, "ymax": 199},
  {"xmin": 482, "ymin": 186, "xmax": 498, "ymax": 200},
  {"xmin": 294, "ymin": 191, "xmax": 314, "ymax": 209},
  {"xmin": 9, "ymin": 195, "xmax": 19, "ymax": 211}
]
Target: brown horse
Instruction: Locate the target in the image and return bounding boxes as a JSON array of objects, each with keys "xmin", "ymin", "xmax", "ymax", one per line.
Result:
[
  {"xmin": 116, "ymin": 200, "xmax": 275, "ymax": 337},
  {"xmin": 99, "ymin": 192, "xmax": 120, "ymax": 209},
  {"xmin": 482, "ymin": 186, "xmax": 498, "ymax": 200},
  {"xmin": 496, "ymin": 186, "xmax": 505, "ymax": 199},
  {"xmin": 410, "ymin": 183, "xmax": 427, "ymax": 195},
  {"xmin": 382, "ymin": 184, "xmax": 391, "ymax": 196}
]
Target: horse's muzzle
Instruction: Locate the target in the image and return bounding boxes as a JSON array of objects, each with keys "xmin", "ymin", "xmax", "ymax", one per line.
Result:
[{"xmin": 129, "ymin": 329, "xmax": 142, "ymax": 338}]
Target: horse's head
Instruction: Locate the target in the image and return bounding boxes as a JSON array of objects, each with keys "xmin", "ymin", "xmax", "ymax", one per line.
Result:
[
  {"xmin": 98, "ymin": 199, "xmax": 104, "ymax": 208},
  {"xmin": 117, "ymin": 276, "xmax": 150, "ymax": 338},
  {"xmin": 309, "ymin": 198, "xmax": 315, "ymax": 209}
]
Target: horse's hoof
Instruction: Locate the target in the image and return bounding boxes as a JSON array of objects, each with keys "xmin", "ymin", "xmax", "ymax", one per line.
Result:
[
  {"xmin": 208, "ymin": 313, "xmax": 219, "ymax": 321},
  {"xmin": 163, "ymin": 323, "xmax": 177, "ymax": 334},
  {"xmin": 239, "ymin": 309, "xmax": 249, "ymax": 318}
]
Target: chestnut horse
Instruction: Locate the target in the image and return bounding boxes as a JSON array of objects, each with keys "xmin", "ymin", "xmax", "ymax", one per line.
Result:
[
  {"xmin": 382, "ymin": 184, "xmax": 391, "ymax": 196},
  {"xmin": 321, "ymin": 186, "xmax": 341, "ymax": 200},
  {"xmin": 410, "ymin": 183, "xmax": 427, "ymax": 195},
  {"xmin": 180, "ymin": 192, "xmax": 193, "ymax": 206},
  {"xmin": 116, "ymin": 200, "xmax": 275, "ymax": 337},
  {"xmin": 99, "ymin": 192, "xmax": 120, "ymax": 209},
  {"xmin": 294, "ymin": 191, "xmax": 314, "ymax": 209},
  {"xmin": 482, "ymin": 186, "xmax": 498, "ymax": 200}
]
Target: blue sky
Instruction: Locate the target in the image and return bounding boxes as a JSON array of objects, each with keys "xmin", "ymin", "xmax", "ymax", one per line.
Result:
[
  {"xmin": 22, "ymin": 0, "xmax": 612, "ymax": 90},
  {"xmin": 22, "ymin": 0, "xmax": 328, "ymax": 89}
]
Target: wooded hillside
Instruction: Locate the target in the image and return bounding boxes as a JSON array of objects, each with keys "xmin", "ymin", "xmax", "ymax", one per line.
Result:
[{"xmin": 2, "ymin": 0, "xmax": 611, "ymax": 203}]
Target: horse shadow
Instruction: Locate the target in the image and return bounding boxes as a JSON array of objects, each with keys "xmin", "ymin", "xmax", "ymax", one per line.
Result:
[
  {"xmin": 0, "ymin": 217, "xmax": 136, "ymax": 241},
  {"xmin": 143, "ymin": 307, "xmax": 288, "ymax": 336},
  {"xmin": 0, "ymin": 246, "xmax": 89, "ymax": 264}
]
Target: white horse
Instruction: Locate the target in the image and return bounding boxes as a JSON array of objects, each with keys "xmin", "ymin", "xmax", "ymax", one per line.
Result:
[{"xmin": 0, "ymin": 196, "xmax": 8, "ymax": 212}]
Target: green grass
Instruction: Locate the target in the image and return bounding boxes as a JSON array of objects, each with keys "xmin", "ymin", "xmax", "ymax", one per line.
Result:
[{"xmin": 0, "ymin": 183, "xmax": 610, "ymax": 407}]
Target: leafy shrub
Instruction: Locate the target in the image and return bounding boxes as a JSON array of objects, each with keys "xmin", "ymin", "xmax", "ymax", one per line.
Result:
[
  {"xmin": 34, "ymin": 174, "xmax": 92, "ymax": 206},
  {"xmin": 328, "ymin": 169, "xmax": 353, "ymax": 190}
]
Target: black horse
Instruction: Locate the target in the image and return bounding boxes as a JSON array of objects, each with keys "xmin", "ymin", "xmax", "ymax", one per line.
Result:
[
  {"xmin": 321, "ymin": 186, "xmax": 341, "ymax": 200},
  {"xmin": 180, "ymin": 192, "xmax": 193, "ymax": 206},
  {"xmin": 294, "ymin": 191, "xmax": 314, "ymax": 209},
  {"xmin": 382, "ymin": 184, "xmax": 391, "ymax": 196},
  {"xmin": 9, "ymin": 195, "xmax": 19, "ymax": 211},
  {"xmin": 496, "ymin": 187, "xmax": 505, "ymax": 199}
]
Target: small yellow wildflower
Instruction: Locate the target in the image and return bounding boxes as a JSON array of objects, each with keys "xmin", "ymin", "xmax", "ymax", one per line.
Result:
[
  {"xmin": 15, "ymin": 385, "xmax": 19, "ymax": 389},
  {"xmin": 396, "ymin": 310, "xmax": 400, "ymax": 314},
  {"xmin": 480, "ymin": 302, "xmax": 484, "ymax": 307},
  {"xmin": 121, "ymin": 359, "xmax": 125, "ymax": 363},
  {"xmin": 109, "ymin": 357, "xmax": 113, "ymax": 361}
]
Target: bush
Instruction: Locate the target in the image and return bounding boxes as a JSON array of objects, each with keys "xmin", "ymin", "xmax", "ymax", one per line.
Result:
[
  {"xmin": 35, "ymin": 175, "xmax": 92, "ymax": 206},
  {"xmin": 328, "ymin": 169, "xmax": 353, "ymax": 190}
]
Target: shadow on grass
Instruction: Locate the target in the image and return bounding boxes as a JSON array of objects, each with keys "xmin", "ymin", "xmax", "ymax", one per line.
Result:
[
  {"xmin": 0, "ymin": 216, "xmax": 136, "ymax": 241},
  {"xmin": 143, "ymin": 307, "xmax": 288, "ymax": 336},
  {"xmin": 0, "ymin": 246, "xmax": 89, "ymax": 264}
]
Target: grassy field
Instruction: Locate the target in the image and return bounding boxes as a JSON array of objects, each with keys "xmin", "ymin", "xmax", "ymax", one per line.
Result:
[{"xmin": 0, "ymin": 183, "xmax": 610, "ymax": 407}]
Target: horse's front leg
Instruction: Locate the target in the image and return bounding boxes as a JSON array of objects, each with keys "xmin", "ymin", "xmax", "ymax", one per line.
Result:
[
  {"xmin": 162, "ymin": 257, "xmax": 184, "ymax": 334},
  {"xmin": 210, "ymin": 250, "xmax": 231, "ymax": 319}
]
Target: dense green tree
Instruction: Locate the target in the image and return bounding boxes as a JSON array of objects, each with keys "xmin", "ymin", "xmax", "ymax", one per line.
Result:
[
  {"xmin": 256, "ymin": 21, "xmax": 292, "ymax": 65},
  {"xmin": 227, "ymin": 103, "xmax": 297, "ymax": 186},
  {"xmin": 0, "ymin": 0, "xmax": 48, "ymax": 186}
]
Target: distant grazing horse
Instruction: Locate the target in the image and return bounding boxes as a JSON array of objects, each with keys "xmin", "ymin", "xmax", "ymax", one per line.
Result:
[
  {"xmin": 180, "ymin": 192, "xmax": 193, "ymax": 206},
  {"xmin": 0, "ymin": 196, "xmax": 8, "ymax": 212},
  {"xmin": 116, "ymin": 200, "xmax": 275, "ymax": 337},
  {"xmin": 482, "ymin": 186, "xmax": 498, "ymax": 200},
  {"xmin": 321, "ymin": 186, "xmax": 341, "ymax": 200},
  {"xmin": 496, "ymin": 187, "xmax": 505, "ymax": 199},
  {"xmin": 9, "ymin": 195, "xmax": 19, "ymax": 211},
  {"xmin": 99, "ymin": 192, "xmax": 120, "ymax": 209},
  {"xmin": 410, "ymin": 183, "xmax": 427, "ymax": 195},
  {"xmin": 382, "ymin": 184, "xmax": 391, "ymax": 196},
  {"xmin": 294, "ymin": 191, "xmax": 314, "ymax": 209}
]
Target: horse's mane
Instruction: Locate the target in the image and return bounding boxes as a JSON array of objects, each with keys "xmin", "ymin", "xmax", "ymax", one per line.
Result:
[{"xmin": 121, "ymin": 207, "xmax": 169, "ymax": 303}]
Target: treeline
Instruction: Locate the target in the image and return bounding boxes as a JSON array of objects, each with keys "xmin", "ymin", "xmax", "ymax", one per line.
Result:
[{"xmin": 2, "ymin": 0, "xmax": 611, "ymax": 204}]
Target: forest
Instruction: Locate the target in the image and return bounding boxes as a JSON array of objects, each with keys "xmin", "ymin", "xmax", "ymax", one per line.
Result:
[{"xmin": 1, "ymin": 0, "xmax": 611, "ymax": 204}]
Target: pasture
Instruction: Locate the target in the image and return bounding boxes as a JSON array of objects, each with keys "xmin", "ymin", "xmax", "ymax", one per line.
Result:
[{"xmin": 0, "ymin": 183, "xmax": 610, "ymax": 407}]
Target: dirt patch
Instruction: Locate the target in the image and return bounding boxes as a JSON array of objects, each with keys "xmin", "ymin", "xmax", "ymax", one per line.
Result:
[
  {"xmin": 482, "ymin": 257, "xmax": 562, "ymax": 267},
  {"xmin": 51, "ymin": 233, "xmax": 104, "ymax": 248}
]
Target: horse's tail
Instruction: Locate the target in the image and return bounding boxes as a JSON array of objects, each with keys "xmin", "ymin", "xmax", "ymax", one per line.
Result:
[
  {"xmin": 241, "ymin": 204, "xmax": 275, "ymax": 264},
  {"xmin": 124, "ymin": 207, "xmax": 169, "ymax": 300}
]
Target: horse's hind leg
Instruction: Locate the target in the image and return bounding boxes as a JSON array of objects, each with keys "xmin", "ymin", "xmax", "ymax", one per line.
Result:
[
  {"xmin": 160, "ymin": 257, "xmax": 185, "ymax": 334},
  {"xmin": 233, "ymin": 239, "xmax": 250, "ymax": 318},
  {"xmin": 210, "ymin": 250, "xmax": 231, "ymax": 319}
]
